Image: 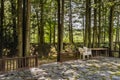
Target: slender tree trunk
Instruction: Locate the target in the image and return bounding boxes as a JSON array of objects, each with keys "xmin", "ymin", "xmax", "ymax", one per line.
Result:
[
  {"xmin": 40, "ymin": 2, "xmax": 44, "ymax": 45},
  {"xmin": 84, "ymin": 0, "xmax": 89, "ymax": 47},
  {"xmin": 22, "ymin": 0, "xmax": 30, "ymax": 57},
  {"xmin": 38, "ymin": 0, "xmax": 44, "ymax": 57},
  {"xmin": 17, "ymin": 0, "xmax": 23, "ymax": 68},
  {"xmin": 57, "ymin": 0, "xmax": 61, "ymax": 62},
  {"xmin": 36, "ymin": 10, "xmax": 40, "ymax": 43},
  {"xmin": 49, "ymin": 21, "xmax": 52, "ymax": 44},
  {"xmin": 53, "ymin": 13, "xmax": 57, "ymax": 46},
  {"xmin": 60, "ymin": 0, "xmax": 64, "ymax": 51},
  {"xmin": 93, "ymin": 0, "xmax": 97, "ymax": 47},
  {"xmin": 0, "ymin": 0, "xmax": 4, "ymax": 58},
  {"xmin": 88, "ymin": 0, "xmax": 91, "ymax": 48},
  {"xmin": 98, "ymin": 0, "xmax": 101, "ymax": 47},
  {"xmin": 11, "ymin": 0, "xmax": 17, "ymax": 56},
  {"xmin": 109, "ymin": 0, "xmax": 114, "ymax": 57},
  {"xmin": 0, "ymin": 0, "xmax": 4, "ymax": 71},
  {"xmin": 118, "ymin": 15, "xmax": 120, "ymax": 58},
  {"xmin": 17, "ymin": 0, "xmax": 23, "ymax": 57},
  {"xmin": 69, "ymin": 0, "xmax": 73, "ymax": 44},
  {"xmin": 115, "ymin": 15, "xmax": 119, "ymax": 50},
  {"xmin": 83, "ymin": 16, "xmax": 85, "ymax": 43},
  {"xmin": 25, "ymin": 0, "xmax": 30, "ymax": 56},
  {"xmin": 104, "ymin": 10, "xmax": 107, "ymax": 42},
  {"xmin": 22, "ymin": 0, "xmax": 26, "ymax": 57}
]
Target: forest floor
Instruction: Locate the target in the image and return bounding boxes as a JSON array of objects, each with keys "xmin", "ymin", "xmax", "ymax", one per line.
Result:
[{"xmin": 0, "ymin": 56, "xmax": 120, "ymax": 80}]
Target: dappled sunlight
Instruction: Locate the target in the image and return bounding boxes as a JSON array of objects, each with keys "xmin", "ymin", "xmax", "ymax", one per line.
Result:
[{"xmin": 0, "ymin": 57, "xmax": 120, "ymax": 79}]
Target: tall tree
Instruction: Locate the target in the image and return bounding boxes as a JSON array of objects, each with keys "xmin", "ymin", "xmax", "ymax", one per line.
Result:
[
  {"xmin": 69, "ymin": 0, "xmax": 73, "ymax": 44},
  {"xmin": 0, "ymin": 0, "xmax": 4, "ymax": 58},
  {"xmin": 98, "ymin": 0, "xmax": 101, "ymax": 47},
  {"xmin": 40, "ymin": 0, "xmax": 44, "ymax": 45},
  {"xmin": 85, "ymin": 0, "xmax": 91, "ymax": 47},
  {"xmin": 25, "ymin": 0, "xmax": 30, "ymax": 56},
  {"xmin": 38, "ymin": 0, "xmax": 45, "ymax": 57},
  {"xmin": 0, "ymin": 0, "xmax": 4, "ymax": 71},
  {"xmin": 22, "ymin": 0, "xmax": 30, "ymax": 56},
  {"xmin": 57, "ymin": 0, "xmax": 61, "ymax": 62},
  {"xmin": 60, "ymin": 0, "xmax": 64, "ymax": 51},
  {"xmin": 88, "ymin": 0, "xmax": 91, "ymax": 48},
  {"xmin": 11, "ymin": 0, "xmax": 17, "ymax": 56},
  {"xmin": 93, "ymin": 0, "xmax": 97, "ymax": 47},
  {"xmin": 53, "ymin": 12, "xmax": 57, "ymax": 46},
  {"xmin": 17, "ymin": 0, "xmax": 23, "ymax": 57},
  {"xmin": 109, "ymin": 0, "xmax": 114, "ymax": 57}
]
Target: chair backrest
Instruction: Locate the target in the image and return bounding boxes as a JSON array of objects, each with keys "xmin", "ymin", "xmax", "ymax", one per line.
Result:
[
  {"xmin": 78, "ymin": 47, "xmax": 82, "ymax": 51},
  {"xmin": 78, "ymin": 47, "xmax": 84, "ymax": 53},
  {"xmin": 83, "ymin": 47, "xmax": 88, "ymax": 51}
]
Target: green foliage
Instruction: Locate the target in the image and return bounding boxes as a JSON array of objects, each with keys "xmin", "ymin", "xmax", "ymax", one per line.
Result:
[{"xmin": 64, "ymin": 44, "xmax": 76, "ymax": 52}]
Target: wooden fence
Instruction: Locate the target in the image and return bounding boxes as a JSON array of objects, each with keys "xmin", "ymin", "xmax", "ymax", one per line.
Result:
[{"xmin": 0, "ymin": 55, "xmax": 38, "ymax": 73}]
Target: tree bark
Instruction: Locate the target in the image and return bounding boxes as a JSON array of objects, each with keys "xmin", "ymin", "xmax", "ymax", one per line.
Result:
[
  {"xmin": 53, "ymin": 13, "xmax": 57, "ymax": 46},
  {"xmin": 93, "ymin": 0, "xmax": 97, "ymax": 48},
  {"xmin": 17, "ymin": 0, "xmax": 23, "ymax": 57},
  {"xmin": 11, "ymin": 0, "xmax": 17, "ymax": 56},
  {"xmin": 25, "ymin": 0, "xmax": 30, "ymax": 56},
  {"xmin": 57, "ymin": 0, "xmax": 61, "ymax": 62},
  {"xmin": 98, "ymin": 0, "xmax": 101, "ymax": 47},
  {"xmin": 84, "ymin": 0, "xmax": 89, "ymax": 47},
  {"xmin": 17, "ymin": 0, "xmax": 23, "ymax": 68},
  {"xmin": 60, "ymin": 0, "xmax": 64, "ymax": 51},
  {"xmin": 0, "ymin": 0, "xmax": 4, "ymax": 71},
  {"xmin": 0, "ymin": 0, "xmax": 4, "ymax": 57},
  {"xmin": 88, "ymin": 0, "xmax": 91, "ymax": 48},
  {"xmin": 69, "ymin": 0, "xmax": 73, "ymax": 44},
  {"xmin": 109, "ymin": 0, "xmax": 114, "ymax": 57},
  {"xmin": 85, "ymin": 0, "xmax": 91, "ymax": 47},
  {"xmin": 38, "ymin": 0, "xmax": 44, "ymax": 58}
]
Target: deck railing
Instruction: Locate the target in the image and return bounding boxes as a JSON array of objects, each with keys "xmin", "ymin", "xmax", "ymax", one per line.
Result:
[{"xmin": 0, "ymin": 55, "xmax": 38, "ymax": 73}]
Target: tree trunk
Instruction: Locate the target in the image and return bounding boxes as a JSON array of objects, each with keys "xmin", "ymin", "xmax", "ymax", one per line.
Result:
[
  {"xmin": 53, "ymin": 13, "xmax": 57, "ymax": 46},
  {"xmin": 83, "ymin": 16, "xmax": 85, "ymax": 43},
  {"xmin": 69, "ymin": 0, "xmax": 73, "ymax": 44},
  {"xmin": 98, "ymin": 0, "xmax": 101, "ymax": 47},
  {"xmin": 0, "ymin": 0, "xmax": 4, "ymax": 71},
  {"xmin": 0, "ymin": 0, "xmax": 4, "ymax": 58},
  {"xmin": 57, "ymin": 0, "xmax": 61, "ymax": 62},
  {"xmin": 84, "ymin": 0, "xmax": 89, "ymax": 47},
  {"xmin": 104, "ymin": 9, "xmax": 107, "ymax": 42},
  {"xmin": 93, "ymin": 0, "xmax": 97, "ymax": 48},
  {"xmin": 17, "ymin": 0, "xmax": 23, "ymax": 68},
  {"xmin": 88, "ymin": 0, "xmax": 91, "ymax": 48},
  {"xmin": 109, "ymin": 0, "xmax": 114, "ymax": 57},
  {"xmin": 17, "ymin": 0, "xmax": 23, "ymax": 57},
  {"xmin": 38, "ymin": 0, "xmax": 44, "ymax": 58},
  {"xmin": 60, "ymin": 0, "xmax": 64, "ymax": 51},
  {"xmin": 49, "ymin": 21, "xmax": 52, "ymax": 44},
  {"xmin": 36, "ymin": 10, "xmax": 40, "ymax": 43},
  {"xmin": 11, "ymin": 0, "xmax": 17, "ymax": 56},
  {"xmin": 40, "ymin": 1, "xmax": 44, "ymax": 45},
  {"xmin": 25, "ymin": 0, "xmax": 30, "ymax": 56},
  {"xmin": 22, "ymin": 0, "xmax": 30, "ymax": 57},
  {"xmin": 115, "ymin": 15, "xmax": 119, "ymax": 50}
]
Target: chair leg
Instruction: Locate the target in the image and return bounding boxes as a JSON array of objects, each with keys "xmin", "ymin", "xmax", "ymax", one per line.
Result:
[
  {"xmin": 83, "ymin": 55, "xmax": 85, "ymax": 60},
  {"xmin": 91, "ymin": 55, "xmax": 93, "ymax": 58},
  {"xmin": 87, "ymin": 55, "xmax": 89, "ymax": 59},
  {"xmin": 80, "ymin": 55, "xmax": 81, "ymax": 59}
]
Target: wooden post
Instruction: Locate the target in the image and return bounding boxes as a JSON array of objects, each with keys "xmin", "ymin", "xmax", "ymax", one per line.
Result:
[
  {"xmin": 2, "ymin": 57, "xmax": 5, "ymax": 72},
  {"xmin": 35, "ymin": 54, "xmax": 38, "ymax": 67}
]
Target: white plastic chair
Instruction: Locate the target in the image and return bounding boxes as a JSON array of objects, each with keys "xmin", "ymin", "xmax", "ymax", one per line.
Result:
[
  {"xmin": 83, "ymin": 47, "xmax": 92, "ymax": 59},
  {"xmin": 78, "ymin": 47, "xmax": 92, "ymax": 59}
]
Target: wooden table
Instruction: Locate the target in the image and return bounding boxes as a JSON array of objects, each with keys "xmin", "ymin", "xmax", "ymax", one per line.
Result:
[{"xmin": 90, "ymin": 48, "xmax": 108, "ymax": 57}]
